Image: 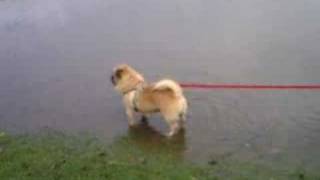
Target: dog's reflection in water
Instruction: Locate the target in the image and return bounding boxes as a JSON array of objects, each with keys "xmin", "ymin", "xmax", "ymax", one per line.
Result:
[{"xmin": 127, "ymin": 120, "xmax": 186, "ymax": 159}]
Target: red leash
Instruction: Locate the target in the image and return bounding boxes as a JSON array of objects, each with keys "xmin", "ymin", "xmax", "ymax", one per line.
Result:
[{"xmin": 180, "ymin": 83, "xmax": 320, "ymax": 90}]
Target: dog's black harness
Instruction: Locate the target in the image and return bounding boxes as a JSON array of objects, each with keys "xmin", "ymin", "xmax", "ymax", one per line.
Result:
[
  {"xmin": 132, "ymin": 83, "xmax": 145, "ymax": 112},
  {"xmin": 123, "ymin": 82, "xmax": 144, "ymax": 113},
  {"xmin": 132, "ymin": 92, "xmax": 140, "ymax": 112}
]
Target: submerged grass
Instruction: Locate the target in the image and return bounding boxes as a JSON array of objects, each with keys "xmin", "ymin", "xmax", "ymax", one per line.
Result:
[{"xmin": 0, "ymin": 131, "xmax": 318, "ymax": 180}]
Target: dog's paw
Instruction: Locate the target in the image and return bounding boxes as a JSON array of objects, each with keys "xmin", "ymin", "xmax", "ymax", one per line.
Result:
[
  {"xmin": 128, "ymin": 121, "xmax": 137, "ymax": 127},
  {"xmin": 165, "ymin": 131, "xmax": 175, "ymax": 138}
]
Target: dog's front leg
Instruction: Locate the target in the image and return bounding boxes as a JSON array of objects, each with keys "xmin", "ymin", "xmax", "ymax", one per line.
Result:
[{"xmin": 125, "ymin": 107, "xmax": 135, "ymax": 126}]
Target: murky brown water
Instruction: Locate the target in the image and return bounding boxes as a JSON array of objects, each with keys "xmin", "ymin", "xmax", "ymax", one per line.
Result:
[{"xmin": 1, "ymin": 0, "xmax": 320, "ymax": 170}]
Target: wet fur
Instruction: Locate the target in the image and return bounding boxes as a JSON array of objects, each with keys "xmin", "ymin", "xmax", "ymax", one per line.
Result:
[{"xmin": 111, "ymin": 64, "xmax": 188, "ymax": 137}]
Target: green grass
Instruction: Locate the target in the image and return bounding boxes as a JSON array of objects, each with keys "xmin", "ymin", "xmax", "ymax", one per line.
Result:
[{"xmin": 0, "ymin": 131, "xmax": 319, "ymax": 180}]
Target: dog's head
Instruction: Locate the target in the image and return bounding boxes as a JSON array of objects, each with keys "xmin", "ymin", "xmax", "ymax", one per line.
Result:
[{"xmin": 111, "ymin": 64, "xmax": 144, "ymax": 94}]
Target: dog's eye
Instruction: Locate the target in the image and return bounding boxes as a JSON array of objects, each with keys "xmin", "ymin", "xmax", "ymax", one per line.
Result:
[{"xmin": 115, "ymin": 69, "xmax": 123, "ymax": 78}]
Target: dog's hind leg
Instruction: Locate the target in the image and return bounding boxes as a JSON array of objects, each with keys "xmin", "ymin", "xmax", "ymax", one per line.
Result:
[
  {"xmin": 167, "ymin": 120, "xmax": 181, "ymax": 137},
  {"xmin": 178, "ymin": 112, "xmax": 186, "ymax": 129},
  {"xmin": 163, "ymin": 112, "xmax": 182, "ymax": 137}
]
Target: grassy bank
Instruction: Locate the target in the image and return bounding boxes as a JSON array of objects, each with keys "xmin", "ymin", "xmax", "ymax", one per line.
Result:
[{"xmin": 0, "ymin": 131, "xmax": 318, "ymax": 180}]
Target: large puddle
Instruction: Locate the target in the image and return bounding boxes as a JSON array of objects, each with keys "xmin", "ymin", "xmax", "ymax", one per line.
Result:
[{"xmin": 1, "ymin": 0, "xmax": 320, "ymax": 171}]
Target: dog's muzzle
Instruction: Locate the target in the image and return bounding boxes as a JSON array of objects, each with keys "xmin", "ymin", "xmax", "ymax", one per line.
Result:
[{"xmin": 111, "ymin": 75, "xmax": 116, "ymax": 85}]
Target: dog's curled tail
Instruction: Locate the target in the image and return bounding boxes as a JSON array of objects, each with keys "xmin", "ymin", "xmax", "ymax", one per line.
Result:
[{"xmin": 153, "ymin": 79, "xmax": 183, "ymax": 97}]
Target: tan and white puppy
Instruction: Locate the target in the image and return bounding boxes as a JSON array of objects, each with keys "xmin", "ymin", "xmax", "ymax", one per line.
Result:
[{"xmin": 111, "ymin": 64, "xmax": 188, "ymax": 137}]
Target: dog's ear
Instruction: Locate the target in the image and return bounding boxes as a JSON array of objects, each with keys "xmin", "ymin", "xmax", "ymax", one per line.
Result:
[{"xmin": 115, "ymin": 69, "xmax": 123, "ymax": 79}]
